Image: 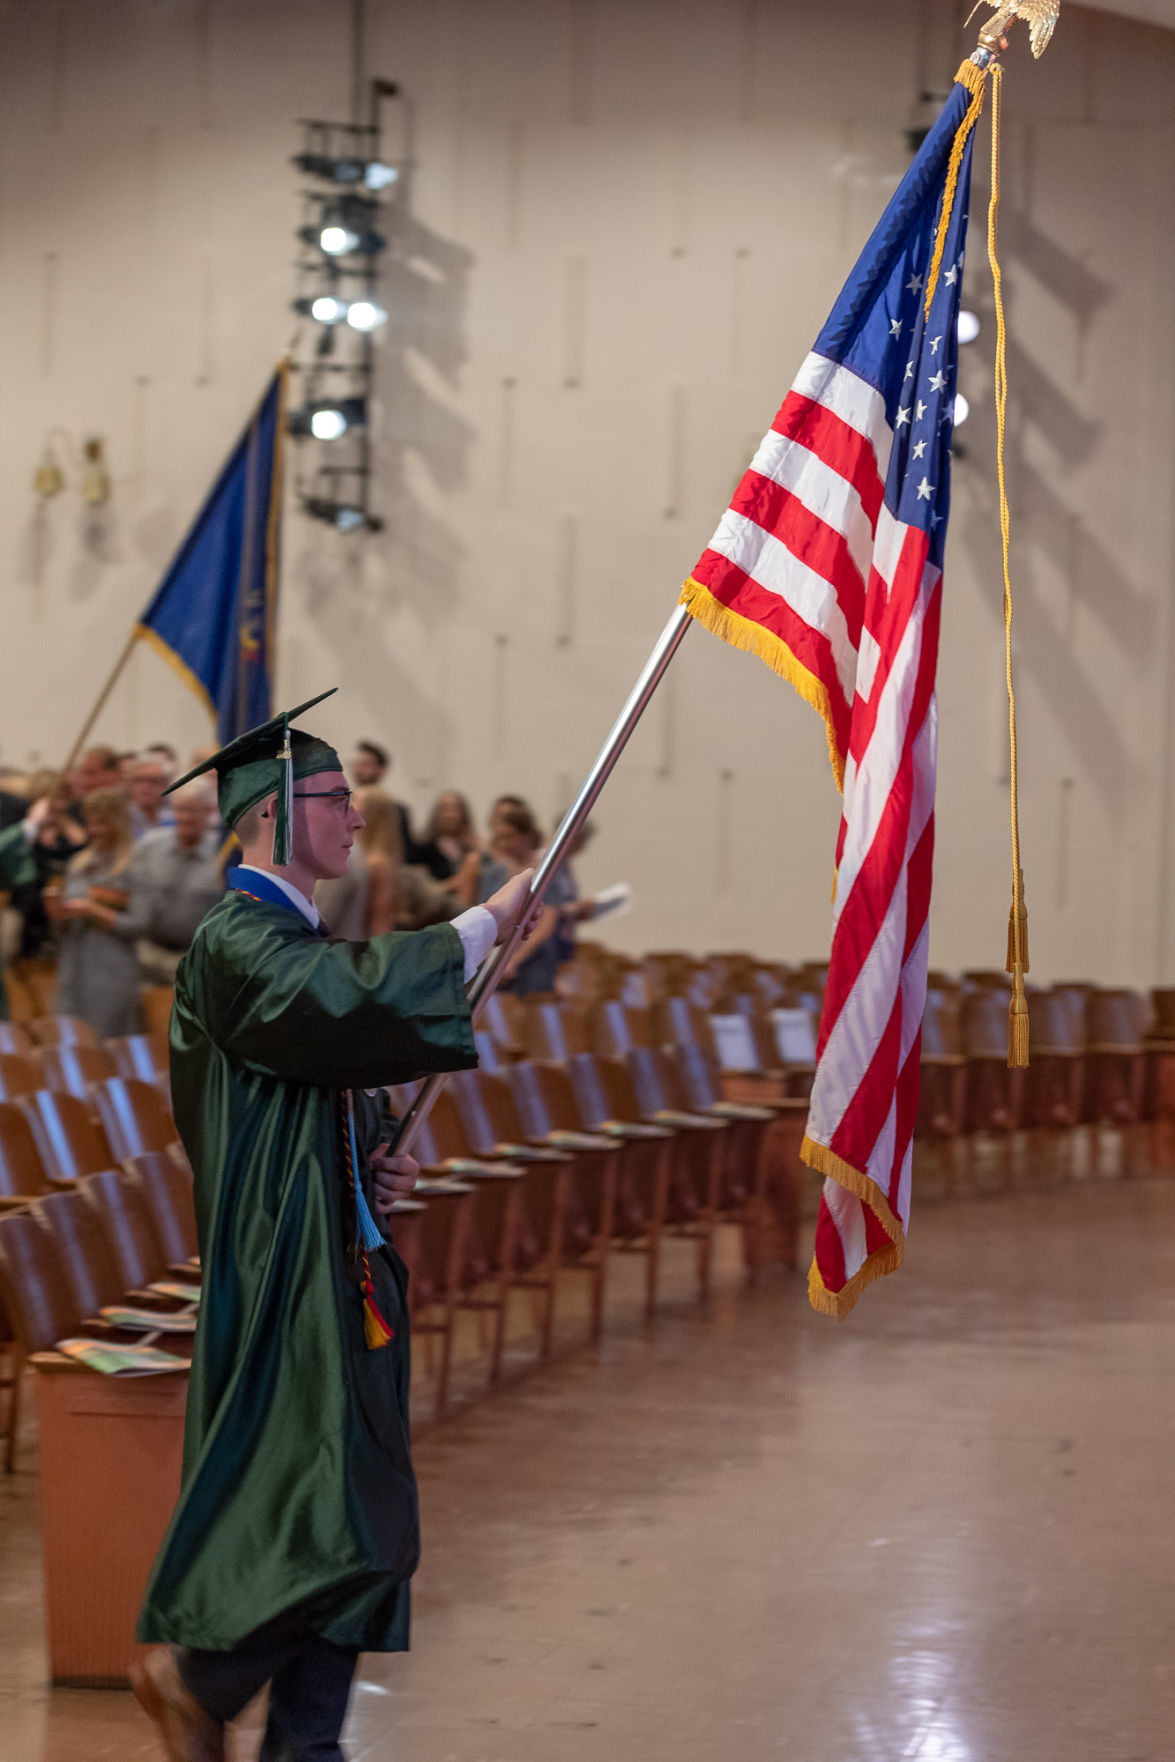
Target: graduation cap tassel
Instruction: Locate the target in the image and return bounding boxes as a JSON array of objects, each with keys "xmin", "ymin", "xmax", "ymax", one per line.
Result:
[{"xmin": 273, "ymin": 714, "xmax": 294, "ymax": 866}]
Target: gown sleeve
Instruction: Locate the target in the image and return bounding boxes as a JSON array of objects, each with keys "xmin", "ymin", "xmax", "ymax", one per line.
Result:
[{"xmin": 190, "ymin": 908, "xmax": 477, "ymax": 1090}]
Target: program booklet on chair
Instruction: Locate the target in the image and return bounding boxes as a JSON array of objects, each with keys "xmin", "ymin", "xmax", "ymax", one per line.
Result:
[{"xmin": 55, "ymin": 1338, "xmax": 191, "ymax": 1377}]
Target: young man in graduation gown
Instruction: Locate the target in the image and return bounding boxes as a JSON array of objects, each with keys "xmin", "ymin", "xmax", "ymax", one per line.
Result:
[{"xmin": 132, "ymin": 692, "xmax": 533, "ymax": 1762}]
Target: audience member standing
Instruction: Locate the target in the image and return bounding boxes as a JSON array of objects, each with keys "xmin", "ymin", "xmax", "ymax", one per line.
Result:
[
  {"xmin": 69, "ymin": 744, "xmax": 123, "ymax": 800},
  {"xmin": 353, "ymin": 788, "xmax": 403, "ymax": 934},
  {"xmin": 48, "ymin": 787, "xmax": 142, "ymax": 1036},
  {"xmin": 122, "ymin": 784, "xmax": 223, "ymax": 983},
  {"xmin": 478, "ymin": 802, "xmax": 574, "ymax": 995},
  {"xmin": 128, "ymin": 753, "xmax": 176, "ymax": 840},
  {"xmin": 416, "ymin": 791, "xmax": 482, "ymax": 906},
  {"xmin": 348, "ymin": 741, "xmax": 424, "ymax": 864},
  {"xmin": 3, "ymin": 776, "xmax": 88, "ymax": 959}
]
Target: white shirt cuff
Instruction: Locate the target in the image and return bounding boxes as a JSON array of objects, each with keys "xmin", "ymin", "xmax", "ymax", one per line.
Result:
[{"xmin": 451, "ymin": 906, "xmax": 497, "ymax": 982}]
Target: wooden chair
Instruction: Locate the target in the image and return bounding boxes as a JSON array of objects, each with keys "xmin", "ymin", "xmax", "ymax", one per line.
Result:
[
  {"xmin": 626, "ymin": 1047, "xmax": 725, "ymax": 1296},
  {"xmin": 0, "ymin": 1022, "xmax": 34, "ymax": 1057},
  {"xmin": 34, "ymin": 1188, "xmax": 128, "ymax": 1321},
  {"xmin": 27, "ymin": 1015, "xmax": 98, "ymax": 1048},
  {"xmin": 959, "ymin": 990, "xmax": 1025, "ymax": 1136},
  {"xmin": 78, "ymin": 1170, "xmax": 178, "ymax": 1299},
  {"xmin": 87, "ymin": 1076, "xmax": 177, "ymax": 1162},
  {"xmin": 35, "ymin": 1043, "xmax": 118, "ymax": 1103},
  {"xmin": 1085, "ymin": 989, "xmax": 1147, "ymax": 1127},
  {"xmin": 478, "ymin": 993, "xmax": 527, "ymax": 1063},
  {"xmin": 522, "ymin": 1001, "xmax": 591, "ymax": 1064},
  {"xmin": 393, "ymin": 1090, "xmax": 529, "ymax": 1388},
  {"xmin": 106, "ymin": 1034, "xmax": 170, "ymax": 1084},
  {"xmin": 565, "ymin": 1052, "xmax": 674, "ymax": 1314},
  {"xmin": 125, "ymin": 1152, "xmax": 199, "ymax": 1270},
  {"xmin": 0, "ymin": 1103, "xmax": 53, "ymax": 1205},
  {"xmin": 916, "ymin": 992, "xmax": 968, "ymax": 1188},
  {"xmin": 505, "ymin": 1063, "xmax": 618, "ymax": 1341},
  {"xmin": 473, "ymin": 1030, "xmax": 504, "ymax": 1072},
  {"xmin": 140, "ymin": 986, "xmax": 175, "ymax": 1041},
  {"xmin": 7, "ymin": 958, "xmax": 57, "ymax": 1020},
  {"xmin": 1020, "ymin": 991, "xmax": 1085, "ymax": 1134},
  {"xmin": 0, "ymin": 1210, "xmax": 81, "ymax": 1472},
  {"xmin": 398, "ymin": 1177, "xmax": 476, "ymax": 1416},
  {"xmin": 0, "ymin": 1052, "xmax": 43, "ymax": 1103},
  {"xmin": 448, "ymin": 1067, "xmax": 582, "ymax": 1357},
  {"xmin": 587, "ymin": 1000, "xmax": 655, "ymax": 1061},
  {"xmin": 16, "ymin": 1090, "xmax": 115, "ymax": 1183}
]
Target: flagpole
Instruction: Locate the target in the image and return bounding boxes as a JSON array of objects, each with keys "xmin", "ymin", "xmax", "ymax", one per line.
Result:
[
  {"xmin": 61, "ymin": 629, "xmax": 142, "ymax": 777},
  {"xmin": 391, "ymin": 602, "xmax": 694, "ymax": 1156}
]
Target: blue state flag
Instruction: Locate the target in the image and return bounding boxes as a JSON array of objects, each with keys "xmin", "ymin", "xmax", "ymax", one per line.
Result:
[{"xmin": 136, "ymin": 363, "xmax": 288, "ymax": 741}]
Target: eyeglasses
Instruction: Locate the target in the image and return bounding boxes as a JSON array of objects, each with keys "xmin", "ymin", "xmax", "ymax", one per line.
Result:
[{"xmin": 292, "ymin": 788, "xmax": 353, "ymax": 810}]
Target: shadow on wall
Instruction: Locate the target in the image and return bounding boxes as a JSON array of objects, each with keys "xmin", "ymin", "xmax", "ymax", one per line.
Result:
[
  {"xmin": 291, "ymin": 175, "xmax": 475, "ymax": 781},
  {"xmin": 957, "ymin": 181, "xmax": 1148, "ymax": 806}
]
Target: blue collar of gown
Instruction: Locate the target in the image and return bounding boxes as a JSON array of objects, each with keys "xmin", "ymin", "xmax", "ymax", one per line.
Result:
[{"xmin": 226, "ymin": 866, "xmax": 319, "ymax": 927}]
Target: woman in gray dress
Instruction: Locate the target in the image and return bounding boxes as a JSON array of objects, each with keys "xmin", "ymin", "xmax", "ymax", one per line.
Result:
[{"xmin": 48, "ymin": 787, "xmax": 142, "ymax": 1038}]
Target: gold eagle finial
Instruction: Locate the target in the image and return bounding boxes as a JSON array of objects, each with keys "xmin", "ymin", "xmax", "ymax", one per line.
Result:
[{"xmin": 967, "ymin": 0, "xmax": 1060, "ymax": 58}]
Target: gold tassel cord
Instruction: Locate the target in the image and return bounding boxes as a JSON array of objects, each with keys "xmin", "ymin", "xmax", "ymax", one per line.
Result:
[
  {"xmin": 986, "ymin": 65, "xmax": 1030, "ymax": 1069},
  {"xmin": 923, "ymin": 59, "xmax": 987, "ymax": 323}
]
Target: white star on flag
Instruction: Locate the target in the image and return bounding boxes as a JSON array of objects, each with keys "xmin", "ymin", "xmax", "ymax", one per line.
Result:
[
  {"xmin": 912, "ymin": 438, "xmax": 927, "ymax": 459},
  {"xmin": 889, "ymin": 318, "xmax": 903, "ymax": 338},
  {"xmin": 944, "ymin": 265, "xmax": 958, "ymax": 285},
  {"xmin": 928, "ymin": 370, "xmax": 948, "ymax": 392},
  {"xmin": 915, "ymin": 399, "xmax": 926, "ymax": 420},
  {"xmin": 917, "ymin": 476, "xmax": 933, "ymax": 501},
  {"xmin": 904, "ymin": 362, "xmax": 914, "ymax": 380},
  {"xmin": 929, "ymin": 335, "xmax": 942, "ymax": 354},
  {"xmin": 906, "ymin": 272, "xmax": 924, "ymax": 293},
  {"xmin": 895, "ymin": 406, "xmax": 911, "ymax": 427}
]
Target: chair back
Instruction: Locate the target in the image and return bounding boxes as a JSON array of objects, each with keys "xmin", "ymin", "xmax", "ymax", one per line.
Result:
[
  {"xmin": 505, "ymin": 1064, "xmax": 557, "ymax": 1139},
  {"xmin": 669, "ymin": 1043, "xmax": 721, "ymax": 1112},
  {"xmin": 473, "ymin": 1030, "xmax": 503, "ymax": 1072},
  {"xmin": 140, "ymin": 986, "xmax": 175, "ymax": 1041},
  {"xmin": 1030, "ymin": 993, "xmax": 1082, "ymax": 1056},
  {"xmin": 35, "ymin": 1189, "xmax": 124, "ymax": 1316},
  {"xmin": 921, "ymin": 991, "xmax": 962, "ymax": 1059},
  {"xmin": 1150, "ymin": 988, "xmax": 1175, "ymax": 1040},
  {"xmin": 524, "ymin": 1001, "xmax": 587, "ymax": 1064},
  {"xmin": 627, "ymin": 1046, "xmax": 686, "ymax": 1116},
  {"xmin": 450, "ymin": 1068, "xmax": 527, "ymax": 1155},
  {"xmin": 16, "ymin": 1090, "xmax": 114, "ymax": 1182},
  {"xmin": 1087, "ymin": 988, "xmax": 1148, "ymax": 1051},
  {"xmin": 0, "ymin": 1022, "xmax": 34, "ymax": 1057},
  {"xmin": 0, "ymin": 1052, "xmax": 42, "ymax": 1102},
  {"xmin": 88, "ymin": 1076, "xmax": 176, "ymax": 1161},
  {"xmin": 35, "ymin": 1043, "xmax": 118, "ymax": 1102},
  {"xmin": 480, "ymin": 993, "xmax": 526, "ymax": 1060},
  {"xmin": 0, "ymin": 1210, "xmax": 81, "ymax": 1352},
  {"xmin": 126, "ymin": 1151, "xmax": 198, "ymax": 1265},
  {"xmin": 80, "ymin": 1170, "xmax": 166, "ymax": 1291},
  {"xmin": 0, "ymin": 1102, "xmax": 50, "ymax": 1199},
  {"xmin": 960, "ymin": 991, "xmax": 1010, "ymax": 1059},
  {"xmin": 28, "ymin": 1015, "xmax": 98, "ymax": 1047},
  {"xmin": 655, "ymin": 996, "xmax": 718, "ymax": 1061},
  {"xmin": 107, "ymin": 1034, "xmax": 170, "ymax": 1083}
]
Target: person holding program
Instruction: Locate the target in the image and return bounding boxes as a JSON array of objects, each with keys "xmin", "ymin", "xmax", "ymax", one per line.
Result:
[{"xmin": 131, "ymin": 690, "xmax": 534, "ymax": 1762}]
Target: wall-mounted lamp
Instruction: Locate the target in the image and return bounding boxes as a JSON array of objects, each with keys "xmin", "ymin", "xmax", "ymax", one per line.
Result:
[{"xmin": 33, "ymin": 431, "xmax": 111, "ymax": 504}]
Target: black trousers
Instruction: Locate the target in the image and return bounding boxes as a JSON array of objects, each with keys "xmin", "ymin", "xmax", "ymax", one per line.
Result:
[{"xmin": 177, "ymin": 1613, "xmax": 359, "ymax": 1762}]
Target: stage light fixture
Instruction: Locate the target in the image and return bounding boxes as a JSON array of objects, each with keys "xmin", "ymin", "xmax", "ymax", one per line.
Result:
[
  {"xmin": 289, "ymin": 396, "xmax": 368, "ymax": 441},
  {"xmin": 320, "ymin": 223, "xmax": 361, "ymax": 256},
  {"xmin": 345, "ymin": 299, "xmax": 388, "ymax": 332},
  {"xmin": 293, "ymin": 151, "xmax": 399, "ymax": 191},
  {"xmin": 310, "ymin": 407, "xmax": 347, "ymax": 440},
  {"xmin": 363, "ymin": 161, "xmax": 398, "ymax": 191},
  {"xmin": 953, "ymin": 393, "xmax": 970, "ymax": 426},
  {"xmin": 293, "ymin": 294, "xmax": 349, "ymax": 324},
  {"xmin": 301, "ymin": 493, "xmax": 384, "ymax": 533},
  {"xmin": 957, "ymin": 310, "xmax": 980, "ymax": 345}
]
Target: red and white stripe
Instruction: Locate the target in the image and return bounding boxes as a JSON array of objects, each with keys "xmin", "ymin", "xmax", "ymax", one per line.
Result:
[{"xmin": 686, "ymin": 352, "xmax": 941, "ymax": 1313}]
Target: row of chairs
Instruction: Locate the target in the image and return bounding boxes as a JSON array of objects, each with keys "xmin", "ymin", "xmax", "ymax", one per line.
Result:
[
  {"xmin": 0, "ymin": 1154, "xmax": 198, "ymax": 1471},
  {"xmin": 0, "ymin": 1031, "xmax": 808, "ymax": 1459}
]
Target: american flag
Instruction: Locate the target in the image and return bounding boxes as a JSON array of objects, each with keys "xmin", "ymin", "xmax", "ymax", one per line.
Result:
[{"xmin": 680, "ymin": 73, "xmax": 981, "ymax": 1317}]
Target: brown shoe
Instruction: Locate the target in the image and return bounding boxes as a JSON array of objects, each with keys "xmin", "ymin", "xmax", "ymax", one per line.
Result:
[{"xmin": 130, "ymin": 1645, "xmax": 225, "ymax": 1762}]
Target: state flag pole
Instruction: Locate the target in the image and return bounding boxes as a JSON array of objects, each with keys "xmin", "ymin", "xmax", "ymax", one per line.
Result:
[{"xmin": 391, "ymin": 604, "xmax": 693, "ymax": 1156}]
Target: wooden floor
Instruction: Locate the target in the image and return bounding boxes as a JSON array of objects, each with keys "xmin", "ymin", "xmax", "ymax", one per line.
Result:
[{"xmin": 2, "ymin": 1145, "xmax": 1174, "ymax": 1761}]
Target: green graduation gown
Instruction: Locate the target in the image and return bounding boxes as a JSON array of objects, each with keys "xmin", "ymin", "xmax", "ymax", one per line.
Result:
[{"xmin": 137, "ymin": 889, "xmax": 477, "ymax": 1652}]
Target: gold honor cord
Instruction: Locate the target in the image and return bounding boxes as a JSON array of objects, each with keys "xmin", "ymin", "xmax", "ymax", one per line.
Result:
[{"xmin": 987, "ymin": 66, "xmax": 1030, "ymax": 1068}]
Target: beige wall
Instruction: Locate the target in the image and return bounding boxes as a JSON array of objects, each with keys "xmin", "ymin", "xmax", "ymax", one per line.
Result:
[{"xmin": 1, "ymin": 0, "xmax": 1173, "ymax": 980}]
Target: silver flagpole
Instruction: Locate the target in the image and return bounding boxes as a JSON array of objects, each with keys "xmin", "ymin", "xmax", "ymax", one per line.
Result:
[{"xmin": 391, "ymin": 602, "xmax": 693, "ymax": 1156}]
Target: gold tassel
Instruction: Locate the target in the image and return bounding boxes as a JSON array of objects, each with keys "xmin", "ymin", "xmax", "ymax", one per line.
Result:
[
  {"xmin": 1005, "ymin": 867, "xmax": 1029, "ymax": 976},
  {"xmin": 1008, "ymin": 964, "xmax": 1030, "ymax": 1068}
]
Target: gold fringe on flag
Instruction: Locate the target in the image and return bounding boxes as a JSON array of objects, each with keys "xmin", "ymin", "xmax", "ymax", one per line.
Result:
[{"xmin": 923, "ymin": 59, "xmax": 988, "ymax": 322}]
